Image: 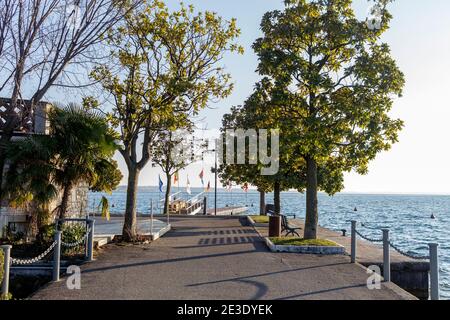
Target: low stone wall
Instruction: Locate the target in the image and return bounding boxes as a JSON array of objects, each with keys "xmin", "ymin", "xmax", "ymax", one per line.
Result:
[{"xmin": 360, "ymin": 261, "xmax": 430, "ymax": 300}]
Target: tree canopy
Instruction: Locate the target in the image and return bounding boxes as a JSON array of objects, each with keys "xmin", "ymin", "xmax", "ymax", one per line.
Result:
[
  {"xmin": 89, "ymin": 0, "xmax": 243, "ymax": 240},
  {"xmin": 248, "ymin": 0, "xmax": 404, "ymax": 238}
]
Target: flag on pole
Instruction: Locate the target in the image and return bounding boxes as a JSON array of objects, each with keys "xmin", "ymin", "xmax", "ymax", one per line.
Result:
[
  {"xmin": 199, "ymin": 169, "xmax": 204, "ymax": 186},
  {"xmin": 174, "ymin": 171, "xmax": 179, "ymax": 184},
  {"xmin": 159, "ymin": 175, "xmax": 164, "ymax": 192},
  {"xmin": 186, "ymin": 176, "xmax": 192, "ymax": 195},
  {"xmin": 242, "ymin": 182, "xmax": 249, "ymax": 193},
  {"xmin": 205, "ymin": 180, "xmax": 211, "ymax": 192}
]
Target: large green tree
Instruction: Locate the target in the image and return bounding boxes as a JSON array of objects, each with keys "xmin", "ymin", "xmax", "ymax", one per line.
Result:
[
  {"xmin": 90, "ymin": 0, "xmax": 242, "ymax": 240},
  {"xmin": 220, "ymin": 78, "xmax": 344, "ymax": 216},
  {"xmin": 253, "ymin": 0, "xmax": 405, "ymax": 239}
]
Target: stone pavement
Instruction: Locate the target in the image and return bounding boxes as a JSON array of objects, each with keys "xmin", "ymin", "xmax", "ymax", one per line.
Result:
[{"xmin": 31, "ymin": 216, "xmax": 415, "ymax": 300}]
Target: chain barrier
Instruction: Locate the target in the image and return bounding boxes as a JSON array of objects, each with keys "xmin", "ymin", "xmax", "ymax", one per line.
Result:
[
  {"xmin": 10, "ymin": 240, "xmax": 57, "ymax": 265},
  {"xmin": 355, "ymin": 223, "xmax": 430, "ymax": 261},
  {"xmin": 61, "ymin": 228, "xmax": 91, "ymax": 248},
  {"xmin": 355, "ymin": 229, "xmax": 383, "ymax": 243},
  {"xmin": 389, "ymin": 242, "xmax": 430, "ymax": 260},
  {"xmin": 360, "ymin": 222, "xmax": 385, "ymax": 230}
]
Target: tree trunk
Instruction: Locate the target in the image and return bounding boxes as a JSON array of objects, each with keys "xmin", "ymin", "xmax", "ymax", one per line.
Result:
[
  {"xmin": 123, "ymin": 166, "xmax": 140, "ymax": 241},
  {"xmin": 163, "ymin": 173, "xmax": 172, "ymax": 215},
  {"xmin": 59, "ymin": 183, "xmax": 73, "ymax": 220},
  {"xmin": 304, "ymin": 157, "xmax": 318, "ymax": 240},
  {"xmin": 274, "ymin": 181, "xmax": 281, "ymax": 214},
  {"xmin": 259, "ymin": 190, "xmax": 266, "ymax": 215}
]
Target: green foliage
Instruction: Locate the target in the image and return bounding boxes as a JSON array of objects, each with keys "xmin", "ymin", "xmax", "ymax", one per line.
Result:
[
  {"xmin": 99, "ymin": 196, "xmax": 110, "ymax": 221},
  {"xmin": 270, "ymin": 237, "xmax": 339, "ymax": 247},
  {"xmin": 253, "ymin": 0, "xmax": 404, "ymax": 175},
  {"xmin": 250, "ymin": 0, "xmax": 404, "ymax": 238},
  {"xmin": 61, "ymin": 224, "xmax": 87, "ymax": 249},
  {"xmin": 2, "ymin": 226, "xmax": 25, "ymax": 244},
  {"xmin": 37, "ymin": 223, "xmax": 86, "ymax": 254},
  {"xmin": 5, "ymin": 104, "xmax": 122, "ymax": 219},
  {"xmin": 251, "ymin": 215, "xmax": 270, "ymax": 224},
  {"xmin": 88, "ymin": 0, "xmax": 242, "ymax": 240}
]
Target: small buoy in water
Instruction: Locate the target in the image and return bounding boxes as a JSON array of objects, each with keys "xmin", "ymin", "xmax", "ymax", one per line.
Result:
[
  {"xmin": 431, "ymin": 214, "xmax": 436, "ymax": 219},
  {"xmin": 354, "ymin": 207, "xmax": 358, "ymax": 212}
]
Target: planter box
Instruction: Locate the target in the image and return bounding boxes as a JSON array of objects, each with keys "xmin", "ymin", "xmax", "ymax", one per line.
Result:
[
  {"xmin": 264, "ymin": 237, "xmax": 345, "ymax": 255},
  {"xmin": 247, "ymin": 215, "xmax": 269, "ymax": 228}
]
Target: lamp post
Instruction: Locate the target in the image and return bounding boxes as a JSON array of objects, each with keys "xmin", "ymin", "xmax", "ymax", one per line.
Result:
[{"xmin": 203, "ymin": 139, "xmax": 218, "ymax": 216}]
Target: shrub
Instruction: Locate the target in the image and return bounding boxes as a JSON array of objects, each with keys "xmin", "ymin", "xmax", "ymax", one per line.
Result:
[
  {"xmin": 269, "ymin": 237, "xmax": 339, "ymax": 247},
  {"xmin": 251, "ymin": 216, "xmax": 269, "ymax": 224},
  {"xmin": 37, "ymin": 223, "xmax": 87, "ymax": 255}
]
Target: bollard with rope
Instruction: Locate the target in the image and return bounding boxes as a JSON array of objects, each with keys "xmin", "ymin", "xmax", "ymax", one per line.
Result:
[
  {"xmin": 382, "ymin": 229, "xmax": 391, "ymax": 282},
  {"xmin": 53, "ymin": 231, "xmax": 61, "ymax": 282},
  {"xmin": 350, "ymin": 220, "xmax": 357, "ymax": 263},
  {"xmin": 87, "ymin": 219, "xmax": 95, "ymax": 261},
  {"xmin": 351, "ymin": 220, "xmax": 440, "ymax": 300}
]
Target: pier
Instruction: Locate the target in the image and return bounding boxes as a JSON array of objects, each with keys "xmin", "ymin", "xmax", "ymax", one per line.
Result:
[{"xmin": 206, "ymin": 206, "xmax": 248, "ymax": 216}]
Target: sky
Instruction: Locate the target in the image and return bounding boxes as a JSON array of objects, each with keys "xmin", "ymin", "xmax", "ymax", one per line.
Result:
[{"xmin": 49, "ymin": 1, "xmax": 450, "ymax": 194}]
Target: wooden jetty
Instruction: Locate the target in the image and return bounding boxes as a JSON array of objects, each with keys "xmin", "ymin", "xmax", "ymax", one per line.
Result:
[{"xmin": 206, "ymin": 206, "xmax": 248, "ymax": 216}]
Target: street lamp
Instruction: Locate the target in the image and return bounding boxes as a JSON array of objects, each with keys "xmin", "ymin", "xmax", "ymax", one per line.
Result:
[{"xmin": 203, "ymin": 139, "xmax": 219, "ymax": 216}]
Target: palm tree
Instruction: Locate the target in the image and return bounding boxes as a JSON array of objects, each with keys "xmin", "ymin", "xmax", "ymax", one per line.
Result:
[{"xmin": 5, "ymin": 103, "xmax": 122, "ymax": 223}]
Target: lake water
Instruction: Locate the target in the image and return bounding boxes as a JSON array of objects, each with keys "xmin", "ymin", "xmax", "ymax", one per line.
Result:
[{"xmin": 88, "ymin": 186, "xmax": 450, "ymax": 299}]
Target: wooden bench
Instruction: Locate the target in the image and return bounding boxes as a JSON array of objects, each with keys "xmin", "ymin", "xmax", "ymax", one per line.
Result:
[{"xmin": 268, "ymin": 211, "xmax": 302, "ymax": 237}]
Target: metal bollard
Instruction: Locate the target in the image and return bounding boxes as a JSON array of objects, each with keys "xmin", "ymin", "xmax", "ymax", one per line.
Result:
[
  {"xmin": 429, "ymin": 243, "xmax": 439, "ymax": 300},
  {"xmin": 1, "ymin": 245, "xmax": 12, "ymax": 297},
  {"xmin": 53, "ymin": 231, "xmax": 61, "ymax": 282},
  {"xmin": 351, "ymin": 221, "xmax": 357, "ymax": 263},
  {"xmin": 382, "ymin": 229, "xmax": 391, "ymax": 282},
  {"xmin": 87, "ymin": 219, "xmax": 95, "ymax": 261}
]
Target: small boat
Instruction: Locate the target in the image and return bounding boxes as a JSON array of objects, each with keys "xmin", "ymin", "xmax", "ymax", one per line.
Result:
[
  {"xmin": 431, "ymin": 214, "xmax": 436, "ymax": 220},
  {"xmin": 354, "ymin": 207, "xmax": 358, "ymax": 212}
]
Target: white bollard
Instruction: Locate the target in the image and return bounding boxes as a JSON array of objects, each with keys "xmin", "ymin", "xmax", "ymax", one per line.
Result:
[
  {"xmin": 53, "ymin": 231, "xmax": 61, "ymax": 282},
  {"xmin": 1, "ymin": 245, "xmax": 12, "ymax": 297},
  {"xmin": 429, "ymin": 243, "xmax": 439, "ymax": 300},
  {"xmin": 87, "ymin": 219, "xmax": 95, "ymax": 261},
  {"xmin": 382, "ymin": 229, "xmax": 391, "ymax": 282}
]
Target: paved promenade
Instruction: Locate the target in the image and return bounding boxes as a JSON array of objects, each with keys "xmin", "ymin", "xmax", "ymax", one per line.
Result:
[{"xmin": 31, "ymin": 216, "xmax": 415, "ymax": 300}]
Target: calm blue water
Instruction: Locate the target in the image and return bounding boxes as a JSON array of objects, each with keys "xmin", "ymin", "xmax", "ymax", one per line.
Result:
[{"xmin": 89, "ymin": 187, "xmax": 450, "ymax": 299}]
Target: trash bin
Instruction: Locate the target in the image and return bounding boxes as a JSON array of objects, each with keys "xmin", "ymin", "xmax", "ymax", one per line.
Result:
[{"xmin": 269, "ymin": 215, "xmax": 281, "ymax": 237}]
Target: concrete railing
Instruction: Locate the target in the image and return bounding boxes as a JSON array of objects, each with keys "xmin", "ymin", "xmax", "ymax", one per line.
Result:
[
  {"xmin": 350, "ymin": 220, "xmax": 440, "ymax": 300},
  {"xmin": 1, "ymin": 218, "xmax": 95, "ymax": 298}
]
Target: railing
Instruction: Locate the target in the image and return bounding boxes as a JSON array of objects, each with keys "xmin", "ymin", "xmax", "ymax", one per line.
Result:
[
  {"xmin": 350, "ymin": 220, "xmax": 440, "ymax": 300},
  {"xmin": 159, "ymin": 192, "xmax": 182, "ymax": 204},
  {"xmin": 1, "ymin": 218, "xmax": 95, "ymax": 298}
]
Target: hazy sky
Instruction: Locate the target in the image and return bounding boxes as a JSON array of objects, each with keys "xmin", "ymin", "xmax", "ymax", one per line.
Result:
[{"xmin": 54, "ymin": 1, "xmax": 450, "ymax": 194}]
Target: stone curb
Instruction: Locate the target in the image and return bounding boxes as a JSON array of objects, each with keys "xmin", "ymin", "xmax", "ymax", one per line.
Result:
[
  {"xmin": 264, "ymin": 237, "xmax": 346, "ymax": 255},
  {"xmin": 150, "ymin": 224, "xmax": 171, "ymax": 241}
]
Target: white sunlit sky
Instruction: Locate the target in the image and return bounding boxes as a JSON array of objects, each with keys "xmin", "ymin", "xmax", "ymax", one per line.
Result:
[{"xmin": 45, "ymin": 0, "xmax": 450, "ymax": 194}]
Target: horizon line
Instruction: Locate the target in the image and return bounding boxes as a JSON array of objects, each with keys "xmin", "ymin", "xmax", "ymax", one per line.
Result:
[{"xmin": 112, "ymin": 185, "xmax": 450, "ymax": 197}]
